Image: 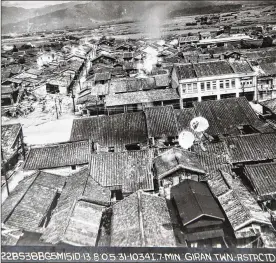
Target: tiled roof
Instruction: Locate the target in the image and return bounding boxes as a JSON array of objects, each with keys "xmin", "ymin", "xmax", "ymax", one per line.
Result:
[
  {"xmin": 154, "ymin": 148, "xmax": 205, "ymax": 179},
  {"xmin": 109, "ymin": 78, "xmax": 155, "ymax": 94},
  {"xmin": 89, "ymin": 150, "xmax": 154, "ymax": 194},
  {"xmin": 229, "ymin": 60, "xmax": 254, "ymax": 74},
  {"xmin": 23, "ymin": 140, "xmax": 90, "ymax": 170},
  {"xmin": 144, "ymin": 106, "xmax": 179, "ymax": 138},
  {"xmin": 1, "ymin": 123, "xmax": 22, "ymax": 161},
  {"xmin": 171, "ymin": 180, "xmax": 225, "ymax": 226},
  {"xmin": 179, "ymin": 36, "xmax": 200, "ymax": 43},
  {"xmin": 260, "ymin": 98, "xmax": 276, "ymax": 114},
  {"xmin": 193, "ymin": 61, "xmax": 234, "ymax": 77},
  {"xmin": 70, "ymin": 112, "xmax": 148, "ymax": 151},
  {"xmin": 2, "ymin": 172, "xmax": 38, "ymax": 223},
  {"xmin": 208, "ymin": 168, "xmax": 272, "ymax": 236},
  {"xmin": 82, "ymin": 176, "xmax": 111, "ymax": 206},
  {"xmin": 62, "ymin": 201, "xmax": 104, "ymax": 246},
  {"xmin": 105, "ymin": 89, "xmax": 179, "ymax": 107},
  {"xmin": 194, "ymin": 142, "xmax": 230, "ymax": 173},
  {"xmin": 174, "ymin": 108, "xmax": 196, "ymax": 132},
  {"xmin": 40, "ymin": 168, "xmax": 89, "ymax": 244},
  {"xmin": 218, "ymin": 190, "xmax": 271, "ymax": 233},
  {"xmin": 123, "ymin": 52, "xmax": 133, "ymax": 59},
  {"xmin": 154, "ymin": 74, "xmax": 170, "ymax": 87},
  {"xmin": 225, "ymin": 133, "xmax": 276, "ymax": 163},
  {"xmin": 5, "ymin": 184, "xmax": 57, "ymax": 231},
  {"xmin": 174, "ymin": 63, "xmax": 197, "ymax": 80},
  {"xmin": 94, "ymin": 72, "xmax": 111, "ymax": 82},
  {"xmin": 110, "ymin": 190, "xmax": 176, "ymax": 247},
  {"xmin": 193, "ymin": 97, "xmax": 264, "ymax": 136},
  {"xmin": 244, "ymin": 162, "xmax": 276, "ymax": 201}
]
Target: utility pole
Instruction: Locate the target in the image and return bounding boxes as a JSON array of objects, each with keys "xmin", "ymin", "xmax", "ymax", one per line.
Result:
[
  {"xmin": 1, "ymin": 149, "xmax": 10, "ymax": 196},
  {"xmin": 72, "ymin": 83, "xmax": 76, "ymax": 114},
  {"xmin": 55, "ymin": 97, "xmax": 59, "ymax": 119}
]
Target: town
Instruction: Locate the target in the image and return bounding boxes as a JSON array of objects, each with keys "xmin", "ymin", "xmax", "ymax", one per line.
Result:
[{"xmin": 1, "ymin": 1, "xmax": 276, "ymax": 249}]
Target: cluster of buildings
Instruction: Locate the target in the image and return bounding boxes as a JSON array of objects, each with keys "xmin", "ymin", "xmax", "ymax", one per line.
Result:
[
  {"xmin": 1, "ymin": 42, "xmax": 96, "ymax": 116},
  {"xmin": 2, "ymin": 95, "xmax": 276, "ymax": 248},
  {"xmin": 1, "ymin": 21, "xmax": 276, "ymax": 249}
]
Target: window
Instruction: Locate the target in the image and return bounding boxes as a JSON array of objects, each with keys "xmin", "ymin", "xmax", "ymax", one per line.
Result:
[
  {"xmin": 220, "ymin": 80, "xmax": 224, "ymax": 89},
  {"xmin": 108, "ymin": 146, "xmax": 115, "ymax": 152},
  {"xmin": 182, "ymin": 84, "xmax": 186, "ymax": 93},
  {"xmin": 187, "ymin": 83, "xmax": 193, "ymax": 93},
  {"xmin": 206, "ymin": 82, "xmax": 211, "ymax": 91},
  {"xmin": 111, "ymin": 190, "xmax": 123, "ymax": 201},
  {"xmin": 192, "ymin": 83, "xmax": 198, "ymax": 93},
  {"xmin": 125, "ymin": 143, "xmax": 140, "ymax": 151},
  {"xmin": 225, "ymin": 80, "xmax": 230, "ymax": 89},
  {"xmin": 201, "ymin": 82, "xmax": 205, "ymax": 92},
  {"xmin": 212, "ymin": 81, "xmax": 217, "ymax": 90},
  {"xmin": 231, "ymin": 79, "xmax": 235, "ymax": 88}
]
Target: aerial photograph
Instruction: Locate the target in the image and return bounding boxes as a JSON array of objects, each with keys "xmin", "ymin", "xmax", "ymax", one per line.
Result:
[{"xmin": 1, "ymin": 0, "xmax": 276, "ymax": 250}]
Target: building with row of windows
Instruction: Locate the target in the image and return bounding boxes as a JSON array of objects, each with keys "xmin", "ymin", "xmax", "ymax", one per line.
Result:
[{"xmin": 172, "ymin": 60, "xmax": 257, "ymax": 108}]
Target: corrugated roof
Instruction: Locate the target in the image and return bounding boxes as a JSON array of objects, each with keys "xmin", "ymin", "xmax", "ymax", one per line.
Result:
[
  {"xmin": 144, "ymin": 106, "xmax": 179, "ymax": 138},
  {"xmin": 193, "ymin": 97, "xmax": 264, "ymax": 136},
  {"xmin": 23, "ymin": 140, "xmax": 90, "ymax": 170},
  {"xmin": 105, "ymin": 89, "xmax": 179, "ymax": 107},
  {"xmin": 154, "ymin": 148, "xmax": 205, "ymax": 179},
  {"xmin": 111, "ymin": 190, "xmax": 176, "ymax": 247},
  {"xmin": 89, "ymin": 150, "xmax": 154, "ymax": 194},
  {"xmin": 244, "ymin": 162, "xmax": 276, "ymax": 200},
  {"xmin": 70, "ymin": 112, "xmax": 148, "ymax": 152},
  {"xmin": 171, "ymin": 180, "xmax": 225, "ymax": 226},
  {"xmin": 226, "ymin": 133, "xmax": 276, "ymax": 163}
]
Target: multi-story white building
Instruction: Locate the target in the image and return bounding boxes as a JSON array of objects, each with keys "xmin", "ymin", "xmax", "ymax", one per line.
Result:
[{"xmin": 172, "ymin": 60, "xmax": 257, "ymax": 108}]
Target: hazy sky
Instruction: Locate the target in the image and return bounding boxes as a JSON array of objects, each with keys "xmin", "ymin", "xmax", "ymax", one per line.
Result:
[{"xmin": 2, "ymin": 1, "xmax": 72, "ymax": 9}]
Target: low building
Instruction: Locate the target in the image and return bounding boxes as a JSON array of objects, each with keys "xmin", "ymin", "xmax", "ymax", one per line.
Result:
[
  {"xmin": 193, "ymin": 97, "xmax": 274, "ymax": 137},
  {"xmin": 254, "ymin": 57, "xmax": 276, "ymax": 101},
  {"xmin": 153, "ymin": 148, "xmax": 206, "ymax": 197},
  {"xmin": 40, "ymin": 168, "xmax": 111, "ymax": 245},
  {"xmin": 110, "ymin": 190, "xmax": 176, "ymax": 247},
  {"xmin": 178, "ymin": 36, "xmax": 200, "ymax": 46},
  {"xmin": 208, "ymin": 168, "xmax": 274, "ymax": 248},
  {"xmin": 171, "ymin": 180, "xmax": 226, "ymax": 248},
  {"xmin": 23, "ymin": 140, "xmax": 90, "ymax": 175},
  {"xmin": 244, "ymin": 162, "xmax": 276, "ymax": 203},
  {"xmin": 172, "ymin": 60, "xmax": 257, "ymax": 107},
  {"xmin": 89, "ymin": 150, "xmax": 154, "ymax": 199},
  {"xmin": 70, "ymin": 112, "xmax": 148, "ymax": 151},
  {"xmin": 1, "ymin": 123, "xmax": 25, "ymax": 174},
  {"xmin": 2, "ymin": 171, "xmax": 66, "ymax": 234},
  {"xmin": 105, "ymin": 89, "xmax": 180, "ymax": 114},
  {"xmin": 225, "ymin": 133, "xmax": 276, "ymax": 165}
]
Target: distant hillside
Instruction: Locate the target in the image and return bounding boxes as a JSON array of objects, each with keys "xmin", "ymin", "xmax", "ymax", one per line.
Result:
[
  {"xmin": 1, "ymin": 1, "xmax": 274, "ymax": 34},
  {"xmin": 169, "ymin": 4, "xmax": 243, "ymax": 17}
]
